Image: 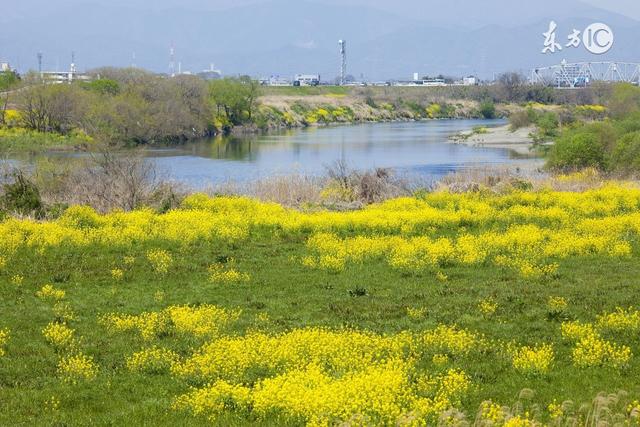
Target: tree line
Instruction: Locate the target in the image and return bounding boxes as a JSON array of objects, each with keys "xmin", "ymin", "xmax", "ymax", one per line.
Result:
[{"xmin": 0, "ymin": 68, "xmax": 261, "ymax": 144}]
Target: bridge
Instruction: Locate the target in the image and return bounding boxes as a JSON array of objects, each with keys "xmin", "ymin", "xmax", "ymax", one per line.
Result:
[{"xmin": 530, "ymin": 61, "xmax": 640, "ymax": 88}]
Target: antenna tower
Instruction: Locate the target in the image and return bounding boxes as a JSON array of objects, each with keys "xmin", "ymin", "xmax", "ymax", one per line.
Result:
[{"xmin": 339, "ymin": 40, "xmax": 347, "ymax": 86}]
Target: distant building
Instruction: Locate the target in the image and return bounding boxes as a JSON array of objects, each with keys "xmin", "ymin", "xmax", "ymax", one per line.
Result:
[
  {"xmin": 260, "ymin": 76, "xmax": 292, "ymax": 86},
  {"xmin": 0, "ymin": 62, "xmax": 11, "ymax": 72},
  {"xmin": 294, "ymin": 74, "xmax": 320, "ymax": 86},
  {"xmin": 40, "ymin": 71, "xmax": 91, "ymax": 84},
  {"xmin": 462, "ymin": 76, "xmax": 477, "ymax": 86},
  {"xmin": 393, "ymin": 78, "xmax": 447, "ymax": 87}
]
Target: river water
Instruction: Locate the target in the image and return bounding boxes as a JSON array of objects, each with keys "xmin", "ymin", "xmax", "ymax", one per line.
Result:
[{"xmin": 9, "ymin": 120, "xmax": 540, "ymax": 188}]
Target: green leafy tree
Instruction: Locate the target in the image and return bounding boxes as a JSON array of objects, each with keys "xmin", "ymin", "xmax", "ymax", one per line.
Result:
[
  {"xmin": 0, "ymin": 71, "xmax": 19, "ymax": 91},
  {"xmin": 209, "ymin": 77, "xmax": 260, "ymax": 127},
  {"xmin": 82, "ymin": 78, "xmax": 120, "ymax": 96},
  {"xmin": 0, "ymin": 71, "xmax": 19, "ymax": 126}
]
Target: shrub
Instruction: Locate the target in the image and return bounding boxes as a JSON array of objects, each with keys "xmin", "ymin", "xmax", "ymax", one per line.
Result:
[
  {"xmin": 479, "ymin": 100, "xmax": 496, "ymax": 119},
  {"xmin": 509, "ymin": 109, "xmax": 533, "ymax": 130},
  {"xmin": 608, "ymin": 83, "xmax": 640, "ymax": 119},
  {"xmin": 547, "ymin": 131, "xmax": 606, "ymax": 171},
  {"xmin": 610, "ymin": 132, "xmax": 640, "ymax": 174},
  {"xmin": 534, "ymin": 111, "xmax": 560, "ymax": 142},
  {"xmin": 0, "ymin": 171, "xmax": 45, "ymax": 217}
]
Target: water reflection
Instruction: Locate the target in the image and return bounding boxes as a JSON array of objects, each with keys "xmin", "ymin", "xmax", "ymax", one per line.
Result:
[{"xmin": 6, "ymin": 120, "xmax": 540, "ymax": 188}]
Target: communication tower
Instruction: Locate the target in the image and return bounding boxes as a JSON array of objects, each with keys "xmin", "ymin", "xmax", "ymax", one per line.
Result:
[{"xmin": 339, "ymin": 40, "xmax": 347, "ymax": 85}]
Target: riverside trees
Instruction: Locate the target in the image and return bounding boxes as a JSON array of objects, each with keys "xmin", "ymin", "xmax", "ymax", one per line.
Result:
[{"xmin": 11, "ymin": 70, "xmax": 261, "ymax": 144}]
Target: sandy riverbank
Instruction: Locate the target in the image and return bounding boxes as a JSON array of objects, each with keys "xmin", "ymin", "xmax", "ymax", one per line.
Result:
[{"xmin": 449, "ymin": 125, "xmax": 542, "ymax": 155}]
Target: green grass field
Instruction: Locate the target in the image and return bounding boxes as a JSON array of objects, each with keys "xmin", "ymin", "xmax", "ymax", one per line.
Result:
[{"xmin": 1, "ymin": 190, "xmax": 640, "ymax": 425}]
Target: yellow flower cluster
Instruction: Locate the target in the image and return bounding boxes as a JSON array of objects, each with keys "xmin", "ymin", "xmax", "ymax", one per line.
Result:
[
  {"xmin": 57, "ymin": 353, "xmax": 98, "ymax": 384},
  {"xmin": 479, "ymin": 298, "xmax": 498, "ymax": 317},
  {"xmin": 173, "ymin": 380, "xmax": 252, "ymax": 420},
  {"xmin": 42, "ymin": 322, "xmax": 76, "ymax": 349},
  {"xmin": 629, "ymin": 400, "xmax": 640, "ymax": 419},
  {"xmin": 101, "ymin": 304, "xmax": 241, "ymax": 340},
  {"xmin": 36, "ymin": 284, "xmax": 66, "ymax": 302},
  {"xmin": 407, "ymin": 307, "xmax": 427, "ymax": 320},
  {"xmin": 101, "ymin": 310, "xmax": 168, "ymax": 341},
  {"xmin": 596, "ymin": 308, "xmax": 640, "ymax": 333},
  {"xmin": 0, "ymin": 328, "xmax": 9, "ymax": 357},
  {"xmin": 0, "ymin": 186, "xmax": 638, "ymax": 259},
  {"xmin": 176, "ymin": 361, "xmax": 472, "ymax": 426},
  {"xmin": 508, "ymin": 343, "xmax": 554, "ymax": 375},
  {"xmin": 547, "ymin": 296, "xmax": 568, "ymax": 312},
  {"xmin": 208, "ymin": 263, "xmax": 250, "ymax": 284},
  {"xmin": 479, "ymin": 401, "xmax": 508, "ymax": 425},
  {"xmin": 44, "ymin": 396, "xmax": 60, "ymax": 413},
  {"xmin": 167, "ymin": 305, "xmax": 242, "ymax": 337},
  {"xmin": 146, "ymin": 249, "xmax": 173, "ymax": 275},
  {"xmin": 53, "ymin": 302, "xmax": 76, "ymax": 322},
  {"xmin": 174, "ymin": 328, "xmax": 407, "ymax": 382},
  {"xmin": 547, "ymin": 400, "xmax": 563, "ymax": 420},
  {"xmin": 126, "ymin": 346, "xmax": 180, "ymax": 374},
  {"xmin": 561, "ymin": 321, "xmax": 632, "ymax": 368},
  {"xmin": 111, "ymin": 268, "xmax": 124, "ymax": 282},
  {"xmin": 478, "ymin": 401, "xmax": 538, "ymax": 426},
  {"xmin": 432, "ymin": 354, "xmax": 449, "ymax": 367},
  {"xmin": 303, "ymin": 219, "xmax": 629, "ymax": 277},
  {"xmin": 10, "ymin": 274, "xmax": 23, "ymax": 286},
  {"xmin": 422, "ymin": 325, "xmax": 481, "ymax": 356}
]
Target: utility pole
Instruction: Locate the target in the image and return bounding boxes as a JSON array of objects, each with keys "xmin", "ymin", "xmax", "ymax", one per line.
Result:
[
  {"xmin": 37, "ymin": 52, "xmax": 43, "ymax": 76},
  {"xmin": 169, "ymin": 44, "xmax": 176, "ymax": 77}
]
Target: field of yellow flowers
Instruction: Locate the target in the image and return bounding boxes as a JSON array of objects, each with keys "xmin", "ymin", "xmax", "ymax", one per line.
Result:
[{"xmin": 2, "ymin": 185, "xmax": 640, "ymax": 425}]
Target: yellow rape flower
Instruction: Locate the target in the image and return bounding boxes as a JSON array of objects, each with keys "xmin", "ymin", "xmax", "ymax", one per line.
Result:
[
  {"xmin": 36, "ymin": 284, "xmax": 66, "ymax": 302},
  {"xmin": 57, "ymin": 353, "xmax": 98, "ymax": 383}
]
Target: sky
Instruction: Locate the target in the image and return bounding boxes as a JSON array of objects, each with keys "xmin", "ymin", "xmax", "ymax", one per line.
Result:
[
  {"xmin": 3, "ymin": 0, "xmax": 640, "ymax": 79},
  {"xmin": 582, "ymin": 0, "xmax": 640, "ymax": 19},
  {"xmin": 100, "ymin": 0, "xmax": 640, "ymax": 19}
]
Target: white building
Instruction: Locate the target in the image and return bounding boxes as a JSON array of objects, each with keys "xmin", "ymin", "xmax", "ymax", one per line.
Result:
[
  {"xmin": 0, "ymin": 62, "xmax": 11, "ymax": 72},
  {"xmin": 294, "ymin": 74, "xmax": 320, "ymax": 86},
  {"xmin": 40, "ymin": 71, "xmax": 91, "ymax": 84},
  {"xmin": 462, "ymin": 76, "xmax": 477, "ymax": 86}
]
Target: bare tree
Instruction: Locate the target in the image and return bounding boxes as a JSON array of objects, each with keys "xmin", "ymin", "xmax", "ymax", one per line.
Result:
[{"xmin": 496, "ymin": 72, "xmax": 527, "ymax": 102}]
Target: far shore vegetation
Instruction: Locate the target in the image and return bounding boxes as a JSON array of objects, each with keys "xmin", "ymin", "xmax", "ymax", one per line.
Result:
[{"xmin": 3, "ymin": 67, "xmax": 640, "ymax": 177}]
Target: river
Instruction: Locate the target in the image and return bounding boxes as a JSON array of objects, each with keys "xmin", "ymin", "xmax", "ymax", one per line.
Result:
[{"xmin": 9, "ymin": 120, "xmax": 540, "ymax": 188}]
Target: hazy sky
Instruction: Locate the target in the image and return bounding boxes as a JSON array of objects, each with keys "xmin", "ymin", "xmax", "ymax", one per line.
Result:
[
  {"xmin": 584, "ymin": 0, "xmax": 640, "ymax": 19},
  {"xmin": 110, "ymin": 0, "xmax": 640, "ymax": 19},
  {"xmin": 4, "ymin": 0, "xmax": 640, "ymax": 78}
]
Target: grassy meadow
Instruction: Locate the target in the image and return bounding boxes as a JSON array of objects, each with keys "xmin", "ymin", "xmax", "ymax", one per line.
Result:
[{"xmin": 2, "ymin": 185, "xmax": 640, "ymax": 426}]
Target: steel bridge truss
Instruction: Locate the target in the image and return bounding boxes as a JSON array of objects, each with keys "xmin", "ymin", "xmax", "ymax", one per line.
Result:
[{"xmin": 531, "ymin": 61, "xmax": 640, "ymax": 88}]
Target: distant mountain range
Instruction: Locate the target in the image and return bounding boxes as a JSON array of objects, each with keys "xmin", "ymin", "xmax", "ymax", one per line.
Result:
[{"xmin": 1, "ymin": 0, "xmax": 639, "ymax": 79}]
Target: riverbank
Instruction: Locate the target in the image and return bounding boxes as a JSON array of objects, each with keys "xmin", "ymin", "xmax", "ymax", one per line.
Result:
[
  {"xmin": 449, "ymin": 124, "xmax": 547, "ymax": 156},
  {"xmin": 0, "ymin": 127, "xmax": 96, "ymax": 153},
  {"xmin": 254, "ymin": 90, "xmax": 503, "ymax": 132}
]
